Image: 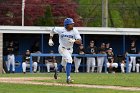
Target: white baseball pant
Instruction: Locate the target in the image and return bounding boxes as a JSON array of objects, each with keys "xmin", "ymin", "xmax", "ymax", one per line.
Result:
[
  {"xmin": 59, "ymin": 46, "xmax": 73, "ymax": 66},
  {"xmin": 136, "ymin": 63, "xmax": 140, "ymax": 73},
  {"xmin": 130, "ymin": 57, "xmax": 136, "ymax": 71},
  {"xmin": 45, "ymin": 62, "xmax": 57, "ymax": 72},
  {"xmin": 74, "ymin": 57, "xmax": 81, "ymax": 73},
  {"xmin": 86, "ymin": 57, "xmax": 96, "ymax": 73},
  {"xmin": 107, "ymin": 63, "xmax": 118, "ymax": 68},
  {"xmin": 121, "ymin": 63, "xmax": 132, "ymax": 73},
  {"xmin": 97, "ymin": 57, "xmax": 105, "ymax": 73},
  {"xmin": 7, "ymin": 54, "xmax": 15, "ymax": 72},
  {"xmin": 22, "ymin": 62, "xmax": 38, "ymax": 72}
]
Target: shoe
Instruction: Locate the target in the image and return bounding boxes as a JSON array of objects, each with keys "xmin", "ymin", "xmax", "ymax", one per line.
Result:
[
  {"xmin": 54, "ymin": 70, "xmax": 58, "ymax": 79},
  {"xmin": 23, "ymin": 72, "xmax": 26, "ymax": 74},
  {"xmin": 66, "ymin": 79, "xmax": 74, "ymax": 84},
  {"xmin": 7, "ymin": 71, "xmax": 10, "ymax": 74},
  {"xmin": 12, "ymin": 71, "xmax": 15, "ymax": 74}
]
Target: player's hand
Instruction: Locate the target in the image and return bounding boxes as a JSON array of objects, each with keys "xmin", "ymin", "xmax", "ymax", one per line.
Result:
[
  {"xmin": 68, "ymin": 38, "xmax": 75, "ymax": 43},
  {"xmin": 48, "ymin": 39, "xmax": 54, "ymax": 46}
]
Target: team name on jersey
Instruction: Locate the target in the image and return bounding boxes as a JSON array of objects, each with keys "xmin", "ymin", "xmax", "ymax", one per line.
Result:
[{"xmin": 61, "ymin": 34, "xmax": 74, "ymax": 39}]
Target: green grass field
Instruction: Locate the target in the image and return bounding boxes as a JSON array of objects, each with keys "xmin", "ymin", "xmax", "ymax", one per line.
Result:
[{"xmin": 0, "ymin": 73, "xmax": 140, "ymax": 93}]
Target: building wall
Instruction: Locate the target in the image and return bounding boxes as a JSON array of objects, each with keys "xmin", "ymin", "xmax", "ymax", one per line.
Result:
[{"xmin": 0, "ymin": 33, "xmax": 3, "ymax": 73}]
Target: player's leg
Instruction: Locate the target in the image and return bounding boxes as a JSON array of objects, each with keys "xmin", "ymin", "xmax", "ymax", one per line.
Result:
[
  {"xmin": 7, "ymin": 55, "xmax": 11, "ymax": 73},
  {"xmin": 106, "ymin": 62, "xmax": 110, "ymax": 73},
  {"xmin": 121, "ymin": 63, "xmax": 125, "ymax": 73},
  {"xmin": 91, "ymin": 58, "xmax": 96, "ymax": 72},
  {"xmin": 46, "ymin": 63, "xmax": 50, "ymax": 73},
  {"xmin": 128, "ymin": 63, "xmax": 132, "ymax": 73},
  {"xmin": 22, "ymin": 62, "xmax": 26, "ymax": 74},
  {"xmin": 100, "ymin": 57, "xmax": 105, "ymax": 73},
  {"xmin": 59, "ymin": 47, "xmax": 73, "ymax": 83},
  {"xmin": 132, "ymin": 57, "xmax": 136, "ymax": 72},
  {"xmin": 74, "ymin": 57, "xmax": 78, "ymax": 72},
  {"xmin": 33, "ymin": 62, "xmax": 38, "ymax": 73},
  {"xmin": 76, "ymin": 58, "xmax": 81, "ymax": 73},
  {"xmin": 136, "ymin": 63, "xmax": 139, "ymax": 73},
  {"xmin": 98, "ymin": 57, "xmax": 104, "ymax": 73},
  {"xmin": 53, "ymin": 62, "xmax": 58, "ymax": 79},
  {"xmin": 97, "ymin": 57, "xmax": 102, "ymax": 73},
  {"xmin": 112, "ymin": 63, "xmax": 118, "ymax": 73},
  {"xmin": 86, "ymin": 58, "xmax": 91, "ymax": 73},
  {"xmin": 11, "ymin": 55, "xmax": 15, "ymax": 73},
  {"xmin": 61, "ymin": 57, "xmax": 66, "ymax": 72}
]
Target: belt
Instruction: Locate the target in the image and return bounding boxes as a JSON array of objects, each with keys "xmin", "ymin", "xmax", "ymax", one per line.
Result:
[{"xmin": 62, "ymin": 47, "xmax": 71, "ymax": 50}]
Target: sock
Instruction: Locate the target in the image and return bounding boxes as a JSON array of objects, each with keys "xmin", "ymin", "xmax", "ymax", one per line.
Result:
[{"xmin": 66, "ymin": 63, "xmax": 72, "ymax": 80}]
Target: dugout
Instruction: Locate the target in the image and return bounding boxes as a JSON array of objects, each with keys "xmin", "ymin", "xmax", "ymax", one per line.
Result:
[{"xmin": 1, "ymin": 26, "xmax": 140, "ymax": 73}]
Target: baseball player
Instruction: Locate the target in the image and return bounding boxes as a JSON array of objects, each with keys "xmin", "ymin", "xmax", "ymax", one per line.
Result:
[
  {"xmin": 45, "ymin": 50, "xmax": 57, "ymax": 74},
  {"xmin": 97, "ymin": 43, "xmax": 106, "ymax": 73},
  {"xmin": 74, "ymin": 44, "xmax": 85, "ymax": 73},
  {"xmin": 120, "ymin": 52, "xmax": 132, "ymax": 73},
  {"xmin": 128, "ymin": 41, "xmax": 137, "ymax": 72},
  {"xmin": 22, "ymin": 50, "xmax": 38, "ymax": 74},
  {"xmin": 136, "ymin": 51, "xmax": 140, "ymax": 73},
  {"xmin": 6, "ymin": 41, "xmax": 15, "ymax": 73},
  {"xmin": 106, "ymin": 48, "xmax": 118, "ymax": 73},
  {"xmin": 86, "ymin": 40, "xmax": 97, "ymax": 73},
  {"xmin": 48, "ymin": 18, "xmax": 82, "ymax": 84}
]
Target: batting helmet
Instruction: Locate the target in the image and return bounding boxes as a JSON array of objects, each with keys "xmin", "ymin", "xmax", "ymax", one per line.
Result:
[{"xmin": 64, "ymin": 18, "xmax": 74, "ymax": 28}]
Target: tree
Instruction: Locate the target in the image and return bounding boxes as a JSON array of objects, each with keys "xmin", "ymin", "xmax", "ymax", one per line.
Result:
[
  {"xmin": 34, "ymin": 5, "xmax": 54, "ymax": 26},
  {"xmin": 0, "ymin": 0, "xmax": 83, "ymax": 26}
]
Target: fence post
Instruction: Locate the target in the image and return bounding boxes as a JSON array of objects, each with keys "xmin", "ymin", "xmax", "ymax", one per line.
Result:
[
  {"xmin": 126, "ymin": 55, "xmax": 129, "ymax": 73},
  {"xmin": 30, "ymin": 54, "xmax": 33, "ymax": 73}
]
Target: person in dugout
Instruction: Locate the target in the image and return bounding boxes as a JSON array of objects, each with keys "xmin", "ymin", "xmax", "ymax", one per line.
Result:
[{"xmin": 22, "ymin": 50, "xmax": 38, "ymax": 74}]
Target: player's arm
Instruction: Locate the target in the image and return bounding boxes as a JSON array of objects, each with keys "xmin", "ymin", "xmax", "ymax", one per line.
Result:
[
  {"xmin": 48, "ymin": 27, "xmax": 57, "ymax": 46},
  {"xmin": 75, "ymin": 39, "xmax": 82, "ymax": 45},
  {"xmin": 74, "ymin": 29, "xmax": 82, "ymax": 45}
]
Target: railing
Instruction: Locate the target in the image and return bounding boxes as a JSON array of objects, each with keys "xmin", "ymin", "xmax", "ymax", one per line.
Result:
[{"xmin": 30, "ymin": 53, "xmax": 107, "ymax": 73}]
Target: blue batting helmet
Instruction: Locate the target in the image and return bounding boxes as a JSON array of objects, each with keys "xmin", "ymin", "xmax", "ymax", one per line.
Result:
[{"xmin": 64, "ymin": 18, "xmax": 74, "ymax": 28}]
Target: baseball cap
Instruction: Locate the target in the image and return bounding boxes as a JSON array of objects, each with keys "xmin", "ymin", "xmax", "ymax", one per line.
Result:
[
  {"xmin": 109, "ymin": 48, "xmax": 112, "ymax": 50},
  {"xmin": 90, "ymin": 40, "xmax": 94, "ymax": 43},
  {"xmin": 80, "ymin": 44, "xmax": 84, "ymax": 46}
]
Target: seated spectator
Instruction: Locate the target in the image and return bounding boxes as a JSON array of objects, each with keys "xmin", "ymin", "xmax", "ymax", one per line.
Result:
[
  {"xmin": 136, "ymin": 51, "xmax": 140, "ymax": 73},
  {"xmin": 120, "ymin": 52, "xmax": 132, "ymax": 73},
  {"xmin": 22, "ymin": 50, "xmax": 38, "ymax": 74},
  {"xmin": 45, "ymin": 50, "xmax": 57, "ymax": 73},
  {"xmin": 74, "ymin": 44, "xmax": 85, "ymax": 73},
  {"xmin": 106, "ymin": 48, "xmax": 118, "ymax": 73}
]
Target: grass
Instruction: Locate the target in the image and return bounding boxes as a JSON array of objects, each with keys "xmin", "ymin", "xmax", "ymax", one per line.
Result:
[
  {"xmin": 0, "ymin": 73, "xmax": 140, "ymax": 93},
  {"xmin": 0, "ymin": 83, "xmax": 139, "ymax": 93}
]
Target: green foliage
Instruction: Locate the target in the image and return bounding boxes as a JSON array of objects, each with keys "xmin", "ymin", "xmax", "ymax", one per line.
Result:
[
  {"xmin": 77, "ymin": 0, "xmax": 140, "ymax": 27},
  {"xmin": 35, "ymin": 5, "xmax": 54, "ymax": 26}
]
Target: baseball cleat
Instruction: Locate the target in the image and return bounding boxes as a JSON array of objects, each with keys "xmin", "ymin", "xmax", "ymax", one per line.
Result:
[
  {"xmin": 66, "ymin": 79, "xmax": 74, "ymax": 84},
  {"xmin": 54, "ymin": 70, "xmax": 58, "ymax": 79}
]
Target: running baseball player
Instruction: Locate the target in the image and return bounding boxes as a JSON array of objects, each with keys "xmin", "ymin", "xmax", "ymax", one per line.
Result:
[{"xmin": 48, "ymin": 18, "xmax": 82, "ymax": 84}]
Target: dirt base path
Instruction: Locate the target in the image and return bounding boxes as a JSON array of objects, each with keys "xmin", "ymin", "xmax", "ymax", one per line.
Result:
[{"xmin": 0, "ymin": 77, "xmax": 140, "ymax": 91}]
